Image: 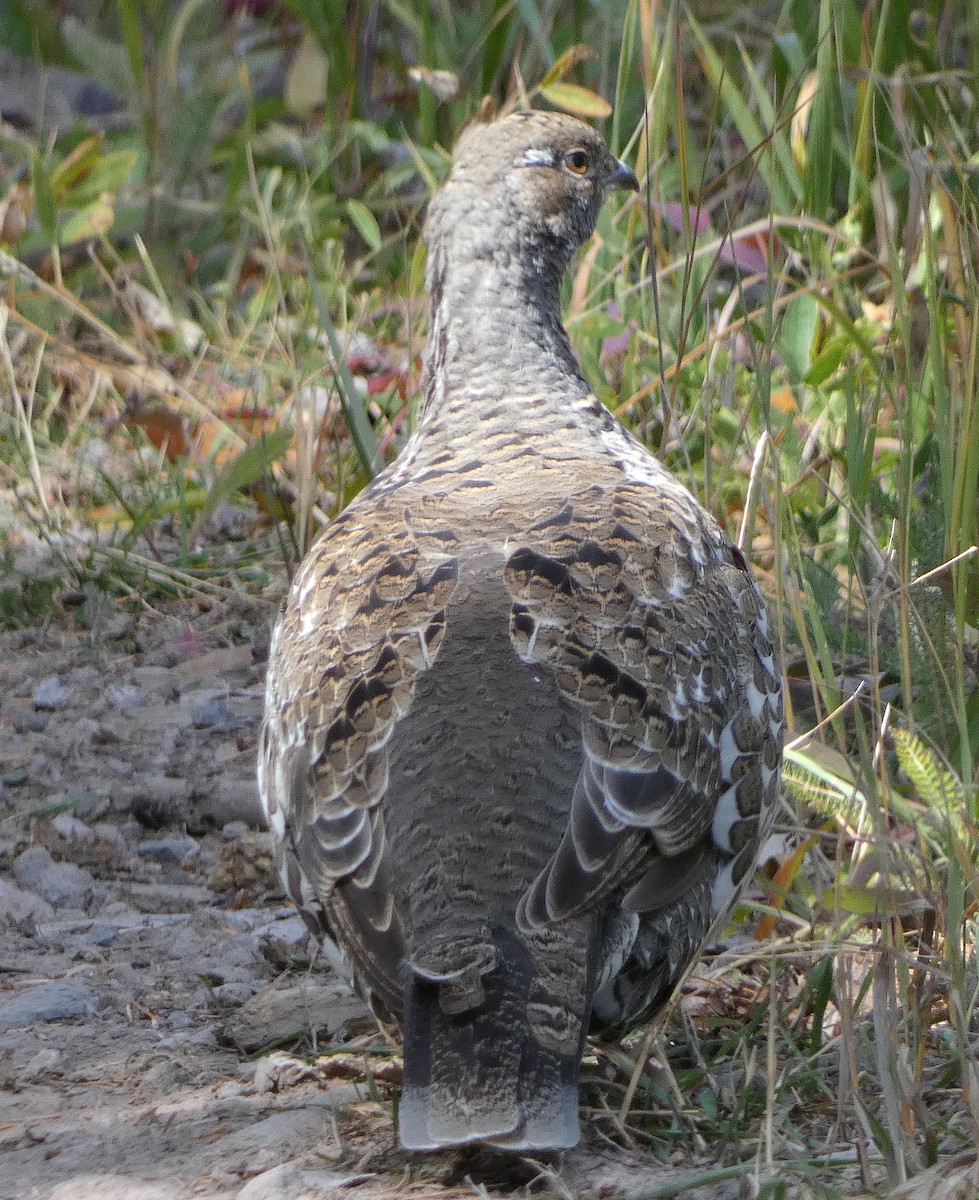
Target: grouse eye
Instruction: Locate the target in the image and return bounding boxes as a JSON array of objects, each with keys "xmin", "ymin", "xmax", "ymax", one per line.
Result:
[{"xmin": 564, "ymin": 149, "xmax": 589, "ymax": 176}]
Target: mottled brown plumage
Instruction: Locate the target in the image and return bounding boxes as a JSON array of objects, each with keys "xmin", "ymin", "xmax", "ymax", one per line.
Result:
[{"xmin": 259, "ymin": 110, "xmax": 784, "ymax": 1152}]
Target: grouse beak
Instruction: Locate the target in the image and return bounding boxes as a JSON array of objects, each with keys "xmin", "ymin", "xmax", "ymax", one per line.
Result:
[{"xmin": 610, "ymin": 159, "xmax": 640, "ymax": 193}]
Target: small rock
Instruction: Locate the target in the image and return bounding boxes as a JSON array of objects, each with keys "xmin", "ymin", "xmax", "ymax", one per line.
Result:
[
  {"xmin": 236, "ymin": 1161, "xmax": 367, "ymax": 1195},
  {"xmin": 105, "ymin": 613, "xmax": 134, "ymax": 639},
  {"xmin": 191, "ymin": 698, "xmax": 239, "ymax": 731},
  {"xmin": 167, "ymin": 1011, "xmax": 192, "ymax": 1029},
  {"xmin": 8, "ymin": 705, "xmax": 48, "ymax": 733},
  {"xmin": 19, "ymin": 1047, "xmax": 61, "ymax": 1081},
  {"xmin": 226, "ymin": 979, "xmax": 369, "ymax": 1054},
  {"xmin": 137, "ymin": 835, "xmax": 200, "ymax": 866},
  {"xmin": 92, "ymin": 822, "xmax": 130, "ymax": 853},
  {"xmin": 220, "ymin": 1108, "xmax": 327, "ymax": 1168},
  {"xmin": 32, "ymin": 675, "xmax": 72, "ymax": 711},
  {"xmin": 50, "ymin": 814, "xmax": 93, "ymax": 842},
  {"xmin": 46, "ymin": 1179, "xmax": 172, "ymax": 1200},
  {"xmin": 13, "ymin": 846, "xmax": 95, "ymax": 909},
  {"xmin": 0, "ymin": 878, "xmax": 55, "ymax": 925},
  {"xmin": 88, "ymin": 924, "xmax": 118, "ymax": 946},
  {"xmin": 141, "ymin": 1057, "xmax": 191, "ymax": 1089},
  {"xmin": 196, "ymin": 777, "xmax": 263, "ymax": 827},
  {"xmin": 213, "ymin": 981, "xmax": 256, "ymax": 1006},
  {"xmin": 222, "ymin": 820, "xmax": 251, "ymax": 840},
  {"xmin": 107, "ymin": 758, "xmax": 136, "ymax": 780},
  {"xmin": 175, "ymin": 645, "xmax": 253, "ymax": 682},
  {"xmin": 128, "ymin": 775, "xmax": 189, "ymax": 827},
  {"xmin": 0, "ymin": 981, "xmax": 96, "ymax": 1028},
  {"xmin": 253, "ymin": 1051, "xmax": 317, "ymax": 1095},
  {"xmin": 130, "ymin": 665, "xmax": 179, "ymax": 698},
  {"xmin": 75, "ymin": 792, "xmax": 111, "ymax": 822},
  {"xmin": 107, "ymin": 682, "xmax": 146, "ymax": 711},
  {"xmin": 237, "ymin": 1164, "xmax": 306, "ymax": 1200}
]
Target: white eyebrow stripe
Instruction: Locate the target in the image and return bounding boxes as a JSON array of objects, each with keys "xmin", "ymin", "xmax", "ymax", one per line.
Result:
[{"xmin": 517, "ymin": 148, "xmax": 554, "ymax": 167}]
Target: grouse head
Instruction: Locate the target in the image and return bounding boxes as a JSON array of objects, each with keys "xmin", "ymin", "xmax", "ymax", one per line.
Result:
[{"xmin": 425, "ymin": 111, "xmax": 639, "ymax": 282}]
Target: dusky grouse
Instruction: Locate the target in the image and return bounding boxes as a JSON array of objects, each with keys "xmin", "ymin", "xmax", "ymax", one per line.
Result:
[{"xmin": 259, "ymin": 110, "xmax": 784, "ymax": 1152}]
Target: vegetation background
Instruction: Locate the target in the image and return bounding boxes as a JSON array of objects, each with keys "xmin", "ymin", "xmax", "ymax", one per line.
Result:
[{"xmin": 0, "ymin": 1, "xmax": 977, "ymax": 1196}]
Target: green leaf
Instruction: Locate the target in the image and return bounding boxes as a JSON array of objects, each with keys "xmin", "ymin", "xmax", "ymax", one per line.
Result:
[
  {"xmin": 538, "ymin": 45, "xmax": 594, "ymax": 90},
  {"xmin": 63, "ymin": 149, "xmax": 139, "ymax": 209},
  {"xmin": 194, "ymin": 427, "xmax": 291, "ymax": 530},
  {"xmin": 59, "ymin": 196, "xmax": 115, "ymax": 244},
  {"xmin": 50, "ymin": 135, "xmax": 105, "ymax": 201},
  {"xmin": 803, "ymin": 335, "xmax": 849, "ymax": 387},
  {"xmin": 778, "ymin": 294, "xmax": 819, "ymax": 382},
  {"xmin": 804, "ymin": 0, "xmax": 835, "ymax": 218},
  {"xmin": 62, "ymin": 15, "xmax": 134, "ymax": 99},
  {"xmin": 116, "ymin": 0, "xmax": 145, "ymax": 93},
  {"xmin": 893, "ymin": 728, "xmax": 961, "ymax": 813},
  {"xmin": 408, "ymin": 238, "xmax": 427, "ymax": 298},
  {"xmin": 824, "ymin": 884, "xmax": 919, "ymax": 917},
  {"xmin": 538, "ymin": 83, "xmax": 612, "ymax": 119},
  {"xmin": 30, "ymin": 152, "xmax": 58, "ymax": 245},
  {"xmin": 345, "ymin": 199, "xmax": 381, "ymax": 252}
]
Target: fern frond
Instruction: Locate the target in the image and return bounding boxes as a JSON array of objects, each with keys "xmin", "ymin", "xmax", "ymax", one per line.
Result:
[{"xmin": 892, "ymin": 727, "xmax": 962, "ymax": 815}]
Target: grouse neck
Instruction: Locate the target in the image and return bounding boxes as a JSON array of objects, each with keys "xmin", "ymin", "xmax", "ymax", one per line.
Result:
[{"xmin": 417, "ymin": 234, "xmax": 592, "ymax": 434}]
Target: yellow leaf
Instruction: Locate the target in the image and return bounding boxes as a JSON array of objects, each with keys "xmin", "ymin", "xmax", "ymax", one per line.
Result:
[
  {"xmin": 59, "ymin": 196, "xmax": 115, "ymax": 244},
  {"xmin": 755, "ymin": 835, "xmax": 817, "ymax": 940},
  {"xmin": 538, "ymin": 45, "xmax": 595, "ymax": 90},
  {"xmin": 50, "ymin": 134, "xmax": 104, "ymax": 200},
  {"xmin": 538, "ymin": 83, "xmax": 612, "ymax": 120},
  {"xmin": 791, "ymin": 73, "xmax": 819, "ymax": 176},
  {"xmin": 285, "ymin": 30, "xmax": 328, "ymax": 117},
  {"xmin": 770, "ymin": 386, "xmax": 797, "ymax": 413}
]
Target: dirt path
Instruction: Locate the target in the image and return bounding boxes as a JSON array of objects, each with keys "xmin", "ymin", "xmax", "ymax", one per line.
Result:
[{"xmin": 0, "ymin": 603, "xmax": 747, "ymax": 1199}]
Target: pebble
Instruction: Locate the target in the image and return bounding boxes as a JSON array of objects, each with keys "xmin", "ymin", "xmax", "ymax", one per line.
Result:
[
  {"xmin": 45, "ymin": 1179, "xmax": 173, "ymax": 1200},
  {"xmin": 222, "ymin": 820, "xmax": 251, "ymax": 840},
  {"xmin": 50, "ymin": 813, "xmax": 94, "ymax": 842},
  {"xmin": 253, "ymin": 1051, "xmax": 316, "ymax": 1094},
  {"xmin": 104, "ymin": 613, "xmax": 134, "ymax": 639},
  {"xmin": 0, "ymin": 981, "xmax": 96, "ymax": 1028},
  {"xmin": 191, "ymin": 698, "xmax": 239, "ymax": 731},
  {"xmin": 107, "ymin": 682, "xmax": 146, "ymax": 711},
  {"xmin": 130, "ymin": 665, "xmax": 179, "ymax": 697},
  {"xmin": 197, "ymin": 777, "xmax": 263, "ymax": 827},
  {"xmin": 236, "ymin": 1163, "xmax": 368, "ymax": 1199},
  {"xmin": 137, "ymin": 836, "xmax": 200, "ymax": 866},
  {"xmin": 19, "ymin": 1047, "xmax": 61, "ymax": 1081},
  {"xmin": 219, "ymin": 1108, "xmax": 327, "ymax": 1166},
  {"xmin": 32, "ymin": 675, "xmax": 73, "ymax": 711},
  {"xmin": 0, "ymin": 878, "xmax": 55, "ymax": 925},
  {"xmin": 237, "ymin": 1164, "xmax": 306, "ymax": 1200},
  {"xmin": 8, "ymin": 705, "xmax": 48, "ymax": 733},
  {"xmin": 75, "ymin": 792, "xmax": 111, "ymax": 821},
  {"xmin": 92, "ymin": 822, "xmax": 130, "ymax": 854},
  {"xmin": 13, "ymin": 846, "xmax": 95, "ymax": 909},
  {"xmin": 140, "ymin": 1057, "xmax": 191, "ymax": 1089},
  {"xmin": 214, "ymin": 1080, "xmax": 252, "ymax": 1101},
  {"xmin": 213, "ymin": 981, "xmax": 257, "ymax": 1005}
]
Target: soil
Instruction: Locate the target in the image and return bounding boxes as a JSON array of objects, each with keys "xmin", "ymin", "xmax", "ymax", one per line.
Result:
[{"xmin": 0, "ymin": 595, "xmax": 765, "ymax": 1200}]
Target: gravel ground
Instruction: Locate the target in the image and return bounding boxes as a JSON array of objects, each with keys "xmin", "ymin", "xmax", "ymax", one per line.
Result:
[{"xmin": 0, "ymin": 599, "xmax": 754, "ymax": 1199}]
